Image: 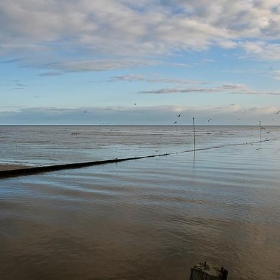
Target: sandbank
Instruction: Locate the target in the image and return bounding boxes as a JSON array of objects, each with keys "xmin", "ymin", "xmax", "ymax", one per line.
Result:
[{"xmin": 0, "ymin": 164, "xmax": 32, "ymax": 172}]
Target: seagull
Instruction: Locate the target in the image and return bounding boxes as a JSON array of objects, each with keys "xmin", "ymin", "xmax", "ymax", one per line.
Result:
[
  {"xmin": 207, "ymin": 119, "xmax": 212, "ymax": 122},
  {"xmin": 275, "ymin": 110, "xmax": 280, "ymax": 114},
  {"xmin": 134, "ymin": 103, "xmax": 137, "ymax": 105},
  {"xmin": 178, "ymin": 113, "xmax": 181, "ymax": 117},
  {"xmin": 174, "ymin": 121, "xmax": 177, "ymax": 124}
]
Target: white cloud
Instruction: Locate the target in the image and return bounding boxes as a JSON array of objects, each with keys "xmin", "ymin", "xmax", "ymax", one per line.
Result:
[
  {"xmin": 218, "ymin": 40, "xmax": 238, "ymax": 49},
  {"xmin": 241, "ymin": 41, "xmax": 280, "ymax": 60},
  {"xmin": 1, "ymin": 0, "xmax": 280, "ymax": 71}
]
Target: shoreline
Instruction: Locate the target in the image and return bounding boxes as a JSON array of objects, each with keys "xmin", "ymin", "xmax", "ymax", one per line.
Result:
[{"xmin": 0, "ymin": 164, "xmax": 32, "ymax": 172}]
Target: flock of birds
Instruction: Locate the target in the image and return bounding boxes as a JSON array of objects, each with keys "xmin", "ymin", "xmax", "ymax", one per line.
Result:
[
  {"xmin": 172, "ymin": 109, "xmax": 280, "ymax": 125},
  {"xmin": 173, "ymin": 113, "xmax": 213, "ymax": 125},
  {"xmin": 173, "ymin": 113, "xmax": 181, "ymax": 124},
  {"xmin": 82, "ymin": 103, "xmax": 280, "ymax": 126}
]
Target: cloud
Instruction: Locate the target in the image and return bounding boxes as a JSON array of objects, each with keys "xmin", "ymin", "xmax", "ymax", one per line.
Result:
[
  {"xmin": 1, "ymin": 0, "xmax": 280, "ymax": 71},
  {"xmin": 0, "ymin": 104, "xmax": 278, "ymax": 125},
  {"xmin": 109, "ymin": 74, "xmax": 202, "ymax": 85},
  {"xmin": 38, "ymin": 72, "xmax": 63, "ymax": 77},
  {"xmin": 169, "ymin": 62, "xmax": 190, "ymax": 68},
  {"xmin": 11, "ymin": 79, "xmax": 27, "ymax": 89},
  {"xmin": 109, "ymin": 74, "xmax": 145, "ymax": 82},
  {"xmin": 109, "ymin": 73, "xmax": 280, "ymax": 95},
  {"xmin": 138, "ymin": 83, "xmax": 280, "ymax": 95},
  {"xmin": 241, "ymin": 41, "xmax": 280, "ymax": 60},
  {"xmin": 13, "ymin": 80, "xmax": 26, "ymax": 87},
  {"xmin": 0, "ymin": 58, "xmax": 21, "ymax": 64},
  {"xmin": 218, "ymin": 40, "xmax": 238, "ymax": 49},
  {"xmin": 273, "ymin": 70, "xmax": 280, "ymax": 80},
  {"xmin": 37, "ymin": 59, "xmax": 159, "ymax": 72}
]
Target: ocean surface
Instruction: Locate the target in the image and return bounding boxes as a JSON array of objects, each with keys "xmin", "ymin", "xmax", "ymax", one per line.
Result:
[{"xmin": 0, "ymin": 125, "xmax": 280, "ymax": 280}]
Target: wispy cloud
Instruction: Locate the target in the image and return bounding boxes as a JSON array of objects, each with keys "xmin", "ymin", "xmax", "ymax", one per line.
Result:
[
  {"xmin": 273, "ymin": 70, "xmax": 280, "ymax": 80},
  {"xmin": 138, "ymin": 83, "xmax": 280, "ymax": 95},
  {"xmin": 12, "ymin": 80, "xmax": 27, "ymax": 90},
  {"xmin": 38, "ymin": 72, "xmax": 63, "ymax": 77},
  {"xmin": 109, "ymin": 74, "xmax": 280, "ymax": 95},
  {"xmin": 0, "ymin": 58, "xmax": 21, "ymax": 64},
  {"xmin": 109, "ymin": 74, "xmax": 145, "ymax": 82},
  {"xmin": 110, "ymin": 74, "xmax": 203, "ymax": 85},
  {"xmin": 38, "ymin": 59, "xmax": 159, "ymax": 72}
]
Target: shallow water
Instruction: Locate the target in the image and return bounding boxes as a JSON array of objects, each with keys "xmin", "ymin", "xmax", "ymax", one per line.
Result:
[{"xmin": 0, "ymin": 125, "xmax": 280, "ymax": 279}]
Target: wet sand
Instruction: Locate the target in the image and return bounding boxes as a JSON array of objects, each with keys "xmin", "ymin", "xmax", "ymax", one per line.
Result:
[{"xmin": 0, "ymin": 164, "xmax": 31, "ymax": 172}]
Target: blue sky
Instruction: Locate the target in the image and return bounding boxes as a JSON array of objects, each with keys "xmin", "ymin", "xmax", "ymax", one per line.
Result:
[{"xmin": 1, "ymin": 0, "xmax": 280, "ymax": 125}]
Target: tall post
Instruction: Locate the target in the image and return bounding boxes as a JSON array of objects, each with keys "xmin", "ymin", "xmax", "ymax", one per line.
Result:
[
  {"xmin": 259, "ymin": 120, "xmax": 261, "ymax": 142},
  {"xmin": 193, "ymin": 117, "xmax": 196, "ymax": 152}
]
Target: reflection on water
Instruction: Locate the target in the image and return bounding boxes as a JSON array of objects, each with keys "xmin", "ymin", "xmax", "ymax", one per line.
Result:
[{"xmin": 1, "ymin": 126, "xmax": 280, "ymax": 279}]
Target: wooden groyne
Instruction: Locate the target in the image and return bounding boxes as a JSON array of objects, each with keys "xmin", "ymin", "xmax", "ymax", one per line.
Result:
[
  {"xmin": 0, "ymin": 138, "xmax": 270, "ymax": 180},
  {"xmin": 0, "ymin": 153, "xmax": 171, "ymax": 179}
]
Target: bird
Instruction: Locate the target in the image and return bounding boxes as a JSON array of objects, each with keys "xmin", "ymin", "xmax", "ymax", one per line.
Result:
[
  {"xmin": 178, "ymin": 113, "xmax": 181, "ymax": 117},
  {"xmin": 274, "ymin": 110, "xmax": 280, "ymax": 114},
  {"xmin": 134, "ymin": 103, "xmax": 137, "ymax": 105},
  {"xmin": 174, "ymin": 121, "xmax": 177, "ymax": 124},
  {"xmin": 207, "ymin": 119, "xmax": 212, "ymax": 122}
]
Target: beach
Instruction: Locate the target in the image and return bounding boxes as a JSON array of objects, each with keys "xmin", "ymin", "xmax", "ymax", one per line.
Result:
[{"xmin": 0, "ymin": 164, "xmax": 31, "ymax": 171}]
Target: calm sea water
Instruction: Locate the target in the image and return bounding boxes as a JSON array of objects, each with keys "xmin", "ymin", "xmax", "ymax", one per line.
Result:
[{"xmin": 0, "ymin": 125, "xmax": 280, "ymax": 280}]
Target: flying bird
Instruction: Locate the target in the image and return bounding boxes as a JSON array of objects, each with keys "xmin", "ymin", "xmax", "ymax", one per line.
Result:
[
  {"xmin": 207, "ymin": 119, "xmax": 212, "ymax": 122},
  {"xmin": 174, "ymin": 121, "xmax": 177, "ymax": 124},
  {"xmin": 274, "ymin": 110, "xmax": 280, "ymax": 114},
  {"xmin": 178, "ymin": 113, "xmax": 181, "ymax": 117}
]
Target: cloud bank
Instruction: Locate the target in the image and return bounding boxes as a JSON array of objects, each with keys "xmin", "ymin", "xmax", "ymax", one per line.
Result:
[
  {"xmin": 0, "ymin": 105, "xmax": 279, "ymax": 125},
  {"xmin": 1, "ymin": 0, "xmax": 280, "ymax": 71}
]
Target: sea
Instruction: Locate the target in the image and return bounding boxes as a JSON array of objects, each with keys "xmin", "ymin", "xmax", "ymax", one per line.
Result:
[{"xmin": 0, "ymin": 125, "xmax": 280, "ymax": 280}]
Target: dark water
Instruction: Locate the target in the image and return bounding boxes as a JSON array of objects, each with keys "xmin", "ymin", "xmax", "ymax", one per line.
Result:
[{"xmin": 0, "ymin": 125, "xmax": 280, "ymax": 279}]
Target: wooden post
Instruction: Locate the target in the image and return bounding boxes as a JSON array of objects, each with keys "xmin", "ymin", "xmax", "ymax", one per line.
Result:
[
  {"xmin": 193, "ymin": 117, "xmax": 196, "ymax": 153},
  {"xmin": 259, "ymin": 121, "xmax": 262, "ymax": 142},
  {"xmin": 189, "ymin": 261, "xmax": 228, "ymax": 280}
]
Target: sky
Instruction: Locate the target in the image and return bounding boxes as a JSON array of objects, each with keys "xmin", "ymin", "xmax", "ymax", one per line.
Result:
[{"xmin": 1, "ymin": 0, "xmax": 280, "ymax": 125}]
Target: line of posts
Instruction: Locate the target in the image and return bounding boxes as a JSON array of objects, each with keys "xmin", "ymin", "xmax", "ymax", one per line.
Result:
[{"xmin": 192, "ymin": 119, "xmax": 263, "ymax": 151}]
